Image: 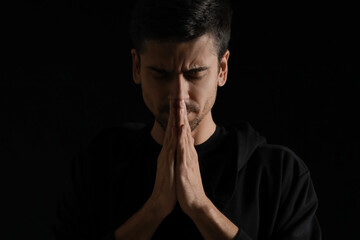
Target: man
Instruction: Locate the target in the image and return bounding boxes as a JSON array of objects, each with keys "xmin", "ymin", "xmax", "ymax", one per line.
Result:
[{"xmin": 54, "ymin": 0, "xmax": 321, "ymax": 239}]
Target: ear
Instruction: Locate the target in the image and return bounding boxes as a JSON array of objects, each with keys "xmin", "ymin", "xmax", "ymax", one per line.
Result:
[
  {"xmin": 217, "ymin": 50, "xmax": 230, "ymax": 87},
  {"xmin": 131, "ymin": 48, "xmax": 141, "ymax": 85}
]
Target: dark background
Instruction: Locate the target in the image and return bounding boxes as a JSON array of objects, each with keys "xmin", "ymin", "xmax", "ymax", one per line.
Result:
[{"xmin": 1, "ymin": 0, "xmax": 359, "ymax": 239}]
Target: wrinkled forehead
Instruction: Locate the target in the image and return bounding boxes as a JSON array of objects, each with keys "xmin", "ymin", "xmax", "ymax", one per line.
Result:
[{"xmin": 139, "ymin": 34, "xmax": 218, "ymax": 69}]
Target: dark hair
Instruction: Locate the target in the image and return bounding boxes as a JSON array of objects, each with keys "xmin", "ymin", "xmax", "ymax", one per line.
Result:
[{"xmin": 130, "ymin": 0, "xmax": 232, "ymax": 61}]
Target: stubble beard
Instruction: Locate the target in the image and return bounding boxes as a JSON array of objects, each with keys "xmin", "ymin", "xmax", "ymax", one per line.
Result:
[
  {"xmin": 156, "ymin": 114, "xmax": 202, "ymax": 133},
  {"xmin": 156, "ymin": 101, "xmax": 202, "ymax": 132},
  {"xmin": 156, "ymin": 97, "xmax": 214, "ymax": 133}
]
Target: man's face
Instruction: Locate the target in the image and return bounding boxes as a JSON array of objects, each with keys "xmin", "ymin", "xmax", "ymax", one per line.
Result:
[{"xmin": 132, "ymin": 34, "xmax": 229, "ymax": 132}]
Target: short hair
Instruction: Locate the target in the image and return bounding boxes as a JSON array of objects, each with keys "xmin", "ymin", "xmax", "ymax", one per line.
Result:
[{"xmin": 130, "ymin": 0, "xmax": 233, "ymax": 61}]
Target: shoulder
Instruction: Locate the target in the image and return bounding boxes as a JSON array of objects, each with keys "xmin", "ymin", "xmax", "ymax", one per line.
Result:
[
  {"xmin": 76, "ymin": 122, "xmax": 149, "ymax": 167},
  {"xmin": 91, "ymin": 122, "xmax": 147, "ymax": 143},
  {"xmin": 70, "ymin": 123, "xmax": 150, "ymax": 183},
  {"xmin": 251, "ymin": 143, "xmax": 309, "ymax": 178},
  {"xmin": 84, "ymin": 122, "xmax": 148, "ymax": 150},
  {"xmin": 222, "ymin": 122, "xmax": 309, "ymax": 178}
]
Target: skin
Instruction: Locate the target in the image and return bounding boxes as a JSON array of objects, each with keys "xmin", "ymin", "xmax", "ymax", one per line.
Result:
[
  {"xmin": 133, "ymin": 34, "xmax": 228, "ymax": 146},
  {"xmin": 114, "ymin": 34, "xmax": 238, "ymax": 240}
]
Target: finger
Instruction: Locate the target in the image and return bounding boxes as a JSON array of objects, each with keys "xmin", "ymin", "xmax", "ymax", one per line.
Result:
[
  {"xmin": 164, "ymin": 99, "xmax": 175, "ymax": 145},
  {"xmin": 181, "ymin": 100, "xmax": 191, "ymax": 133},
  {"xmin": 177, "ymin": 100, "xmax": 186, "ymax": 132},
  {"xmin": 179, "ymin": 99, "xmax": 190, "ymax": 135},
  {"xmin": 176, "ymin": 124, "xmax": 185, "ymax": 163},
  {"xmin": 168, "ymin": 99, "xmax": 178, "ymax": 148},
  {"xmin": 181, "ymin": 100, "xmax": 195, "ymax": 147},
  {"xmin": 177, "ymin": 102, "xmax": 188, "ymax": 155}
]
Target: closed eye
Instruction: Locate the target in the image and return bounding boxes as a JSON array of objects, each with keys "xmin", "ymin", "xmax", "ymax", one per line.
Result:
[
  {"xmin": 147, "ymin": 66, "xmax": 209, "ymax": 81},
  {"xmin": 148, "ymin": 67, "xmax": 168, "ymax": 75},
  {"xmin": 185, "ymin": 67, "xmax": 209, "ymax": 74},
  {"xmin": 147, "ymin": 67, "xmax": 170, "ymax": 80},
  {"xmin": 184, "ymin": 67, "xmax": 208, "ymax": 80}
]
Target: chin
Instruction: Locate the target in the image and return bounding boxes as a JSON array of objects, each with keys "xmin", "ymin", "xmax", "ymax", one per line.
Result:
[{"xmin": 155, "ymin": 112, "xmax": 201, "ymax": 132}]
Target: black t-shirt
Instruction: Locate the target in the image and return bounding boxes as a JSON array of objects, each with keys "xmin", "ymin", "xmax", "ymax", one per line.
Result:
[{"xmin": 53, "ymin": 122, "xmax": 322, "ymax": 240}]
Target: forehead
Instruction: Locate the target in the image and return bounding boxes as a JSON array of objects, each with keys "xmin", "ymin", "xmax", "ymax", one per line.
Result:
[{"xmin": 140, "ymin": 34, "xmax": 218, "ymax": 69}]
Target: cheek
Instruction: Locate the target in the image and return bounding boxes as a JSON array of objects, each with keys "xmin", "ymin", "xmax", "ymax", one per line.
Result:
[
  {"xmin": 141, "ymin": 77, "xmax": 168, "ymax": 114},
  {"xmin": 141, "ymin": 87, "xmax": 155, "ymax": 114},
  {"xmin": 140, "ymin": 77, "xmax": 157, "ymax": 112},
  {"xmin": 191, "ymin": 75, "xmax": 218, "ymax": 107}
]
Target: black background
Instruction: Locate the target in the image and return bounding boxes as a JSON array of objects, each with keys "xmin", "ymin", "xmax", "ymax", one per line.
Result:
[{"xmin": 1, "ymin": 0, "xmax": 359, "ymax": 239}]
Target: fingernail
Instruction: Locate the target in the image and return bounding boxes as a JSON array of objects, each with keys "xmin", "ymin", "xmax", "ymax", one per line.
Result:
[{"xmin": 181, "ymin": 100, "xmax": 185, "ymax": 108}]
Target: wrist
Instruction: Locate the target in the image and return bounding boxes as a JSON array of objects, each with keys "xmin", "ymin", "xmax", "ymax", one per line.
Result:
[
  {"xmin": 146, "ymin": 195, "xmax": 172, "ymax": 221},
  {"xmin": 187, "ymin": 197, "xmax": 212, "ymax": 221},
  {"xmin": 113, "ymin": 198, "xmax": 167, "ymax": 240},
  {"xmin": 187, "ymin": 198, "xmax": 239, "ymax": 240}
]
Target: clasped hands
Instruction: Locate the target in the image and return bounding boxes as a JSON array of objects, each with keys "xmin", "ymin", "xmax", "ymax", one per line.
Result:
[{"xmin": 149, "ymin": 99, "xmax": 209, "ymax": 219}]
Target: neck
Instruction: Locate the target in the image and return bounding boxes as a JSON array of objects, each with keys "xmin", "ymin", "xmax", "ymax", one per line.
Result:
[{"xmin": 151, "ymin": 112, "xmax": 216, "ymax": 146}]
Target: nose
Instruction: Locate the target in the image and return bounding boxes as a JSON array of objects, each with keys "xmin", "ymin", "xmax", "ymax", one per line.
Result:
[{"xmin": 168, "ymin": 74, "xmax": 190, "ymax": 101}]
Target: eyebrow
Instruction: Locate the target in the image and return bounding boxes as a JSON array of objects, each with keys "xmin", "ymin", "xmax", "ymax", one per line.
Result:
[
  {"xmin": 147, "ymin": 66, "xmax": 209, "ymax": 73},
  {"xmin": 185, "ymin": 66, "xmax": 209, "ymax": 73}
]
